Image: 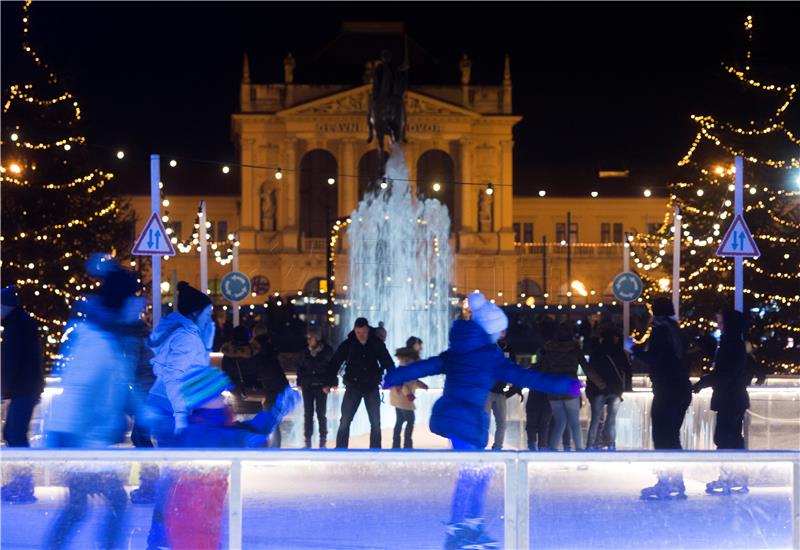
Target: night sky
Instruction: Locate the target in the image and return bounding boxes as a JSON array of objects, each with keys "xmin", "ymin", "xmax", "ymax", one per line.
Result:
[{"xmin": 2, "ymin": 2, "xmax": 798, "ymax": 196}]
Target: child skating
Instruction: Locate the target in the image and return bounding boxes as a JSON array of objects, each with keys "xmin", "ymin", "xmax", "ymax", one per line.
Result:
[
  {"xmin": 384, "ymin": 293, "xmax": 581, "ymax": 549},
  {"xmin": 390, "ymin": 346, "xmax": 429, "ymax": 449}
]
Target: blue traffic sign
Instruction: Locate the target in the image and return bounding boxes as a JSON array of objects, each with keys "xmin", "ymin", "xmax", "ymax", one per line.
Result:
[
  {"xmin": 221, "ymin": 271, "xmax": 251, "ymax": 302},
  {"xmin": 612, "ymin": 271, "xmax": 643, "ymax": 302}
]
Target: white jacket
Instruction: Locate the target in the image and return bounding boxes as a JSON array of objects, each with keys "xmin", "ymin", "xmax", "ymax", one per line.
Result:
[
  {"xmin": 148, "ymin": 312, "xmax": 210, "ymax": 429},
  {"xmin": 47, "ymin": 321, "xmax": 135, "ymax": 448}
]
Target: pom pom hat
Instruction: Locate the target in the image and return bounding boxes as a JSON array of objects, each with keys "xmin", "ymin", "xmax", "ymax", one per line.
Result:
[{"xmin": 467, "ymin": 292, "xmax": 508, "ymax": 342}]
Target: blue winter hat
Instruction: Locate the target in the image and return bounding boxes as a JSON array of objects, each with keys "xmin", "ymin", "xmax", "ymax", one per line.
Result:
[
  {"xmin": 467, "ymin": 292, "xmax": 508, "ymax": 338},
  {"xmin": 179, "ymin": 366, "xmax": 234, "ymax": 410}
]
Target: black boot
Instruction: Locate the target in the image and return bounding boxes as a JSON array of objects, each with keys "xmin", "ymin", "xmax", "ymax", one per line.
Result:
[{"xmin": 130, "ymin": 464, "xmax": 159, "ymax": 504}]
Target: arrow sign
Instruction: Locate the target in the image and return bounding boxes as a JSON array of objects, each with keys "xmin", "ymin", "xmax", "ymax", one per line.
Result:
[
  {"xmin": 221, "ymin": 271, "xmax": 252, "ymax": 302},
  {"xmin": 612, "ymin": 271, "xmax": 643, "ymax": 303},
  {"xmin": 132, "ymin": 212, "xmax": 176, "ymax": 256},
  {"xmin": 716, "ymin": 214, "xmax": 760, "ymax": 258}
]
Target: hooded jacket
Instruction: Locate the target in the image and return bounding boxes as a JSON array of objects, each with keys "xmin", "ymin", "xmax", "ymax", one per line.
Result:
[
  {"xmin": 252, "ymin": 334, "xmax": 289, "ymax": 405},
  {"xmin": 695, "ymin": 312, "xmax": 750, "ymax": 412},
  {"xmin": 538, "ymin": 340, "xmax": 604, "ymax": 400},
  {"xmin": 587, "ymin": 342, "xmax": 632, "ymax": 399},
  {"xmin": 329, "ymin": 328, "xmax": 394, "ymax": 391},
  {"xmin": 148, "ymin": 311, "xmax": 210, "ymax": 430},
  {"xmin": 1, "ymin": 306, "xmax": 44, "ymax": 400},
  {"xmin": 221, "ymin": 340, "xmax": 261, "ymax": 390},
  {"xmin": 297, "ymin": 341, "xmax": 336, "ymax": 389},
  {"xmin": 384, "ymin": 320, "xmax": 575, "ymax": 448}
]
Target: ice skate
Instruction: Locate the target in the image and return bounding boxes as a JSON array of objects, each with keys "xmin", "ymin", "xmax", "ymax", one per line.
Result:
[
  {"xmin": 1, "ymin": 474, "xmax": 37, "ymax": 504},
  {"xmin": 705, "ymin": 475, "xmax": 749, "ymax": 496},
  {"xmin": 444, "ymin": 518, "xmax": 499, "ymax": 550},
  {"xmin": 640, "ymin": 475, "xmax": 686, "ymax": 500}
]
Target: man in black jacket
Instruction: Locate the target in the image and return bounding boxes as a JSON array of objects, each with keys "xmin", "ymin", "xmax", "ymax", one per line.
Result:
[
  {"xmin": 297, "ymin": 326, "xmax": 335, "ymax": 448},
  {"xmin": 329, "ymin": 317, "xmax": 394, "ymax": 448},
  {"xmin": 1, "ymin": 286, "xmax": 44, "ymax": 503}
]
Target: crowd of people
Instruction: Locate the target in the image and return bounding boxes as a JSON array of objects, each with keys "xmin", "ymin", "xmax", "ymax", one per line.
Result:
[{"xmin": 0, "ymin": 254, "xmax": 769, "ymax": 549}]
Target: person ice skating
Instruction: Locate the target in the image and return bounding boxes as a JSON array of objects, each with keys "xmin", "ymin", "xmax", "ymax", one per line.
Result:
[
  {"xmin": 329, "ymin": 317, "xmax": 394, "ymax": 448},
  {"xmin": 162, "ymin": 366, "xmax": 301, "ymax": 550},
  {"xmin": 406, "ymin": 335, "xmax": 423, "ymax": 355},
  {"xmin": 297, "ymin": 326, "xmax": 336, "ymax": 448},
  {"xmin": 632, "ymin": 296, "xmax": 692, "ymax": 500},
  {"xmin": 146, "ymin": 281, "xmax": 214, "ymax": 444},
  {"xmin": 1, "ymin": 286, "xmax": 44, "ymax": 504},
  {"xmin": 44, "ymin": 260, "xmax": 143, "ymax": 550},
  {"xmin": 383, "ymin": 293, "xmax": 581, "ymax": 549},
  {"xmin": 539, "ymin": 323, "xmax": 605, "ymax": 451},
  {"xmin": 390, "ymin": 346, "xmax": 429, "ymax": 449},
  {"xmin": 693, "ymin": 309, "xmax": 752, "ymax": 495},
  {"xmin": 586, "ymin": 329, "xmax": 632, "ymax": 450},
  {"xmin": 221, "ymin": 325, "xmax": 264, "ymax": 416},
  {"xmin": 251, "ymin": 323, "xmax": 290, "ymax": 447}
]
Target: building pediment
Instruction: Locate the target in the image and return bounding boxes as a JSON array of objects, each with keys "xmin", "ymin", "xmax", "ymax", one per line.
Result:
[{"xmin": 278, "ymin": 85, "xmax": 480, "ymax": 118}]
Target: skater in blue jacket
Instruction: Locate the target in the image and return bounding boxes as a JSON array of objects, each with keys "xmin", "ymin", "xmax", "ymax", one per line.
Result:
[{"xmin": 384, "ymin": 293, "xmax": 581, "ymax": 549}]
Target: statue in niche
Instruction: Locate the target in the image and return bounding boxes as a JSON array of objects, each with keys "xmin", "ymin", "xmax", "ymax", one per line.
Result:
[
  {"xmin": 478, "ymin": 190, "xmax": 493, "ymax": 233},
  {"xmin": 260, "ymin": 184, "xmax": 277, "ymax": 232},
  {"xmin": 367, "ymin": 45, "xmax": 409, "ymax": 176},
  {"xmin": 459, "ymin": 54, "xmax": 472, "ymax": 85},
  {"xmin": 283, "ymin": 53, "xmax": 295, "ymax": 84}
]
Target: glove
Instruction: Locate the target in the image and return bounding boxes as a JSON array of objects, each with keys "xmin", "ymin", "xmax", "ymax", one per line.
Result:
[
  {"xmin": 567, "ymin": 379, "xmax": 584, "ymax": 398},
  {"xmin": 406, "ymin": 393, "xmax": 415, "ymax": 403},
  {"xmin": 623, "ymin": 337, "xmax": 634, "ymax": 353}
]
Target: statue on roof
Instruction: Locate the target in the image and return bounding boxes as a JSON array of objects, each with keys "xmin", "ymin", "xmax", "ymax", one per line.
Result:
[{"xmin": 367, "ymin": 43, "xmax": 409, "ymax": 176}]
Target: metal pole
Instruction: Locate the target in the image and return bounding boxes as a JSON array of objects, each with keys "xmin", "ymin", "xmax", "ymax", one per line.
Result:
[
  {"xmin": 734, "ymin": 155, "xmax": 744, "ymax": 312},
  {"xmin": 233, "ymin": 233, "xmax": 240, "ymax": 328},
  {"xmin": 199, "ymin": 201, "xmax": 208, "ymax": 295},
  {"xmin": 566, "ymin": 211, "xmax": 572, "ymax": 316},
  {"xmin": 672, "ymin": 204, "xmax": 681, "ymax": 320},
  {"xmin": 150, "ymin": 154, "xmax": 162, "ymax": 328},
  {"xmin": 542, "ymin": 235, "xmax": 547, "ymax": 304},
  {"xmin": 623, "ymin": 241, "xmax": 630, "ymax": 339}
]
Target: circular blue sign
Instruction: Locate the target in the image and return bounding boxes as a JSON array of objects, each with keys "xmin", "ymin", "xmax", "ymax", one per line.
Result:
[
  {"xmin": 612, "ymin": 271, "xmax": 643, "ymax": 302},
  {"xmin": 221, "ymin": 271, "xmax": 252, "ymax": 302}
]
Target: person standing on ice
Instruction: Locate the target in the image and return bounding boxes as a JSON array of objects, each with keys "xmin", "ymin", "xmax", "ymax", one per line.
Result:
[
  {"xmin": 146, "ymin": 281, "xmax": 214, "ymax": 444},
  {"xmin": 632, "ymin": 296, "xmax": 692, "ymax": 499},
  {"xmin": 693, "ymin": 309, "xmax": 752, "ymax": 495},
  {"xmin": 384, "ymin": 292, "xmax": 581, "ymax": 549},
  {"xmin": 329, "ymin": 317, "xmax": 394, "ymax": 448}
]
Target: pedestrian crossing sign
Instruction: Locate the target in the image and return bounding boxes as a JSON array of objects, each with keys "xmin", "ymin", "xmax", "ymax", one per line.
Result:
[
  {"xmin": 716, "ymin": 214, "xmax": 760, "ymax": 258},
  {"xmin": 132, "ymin": 212, "xmax": 176, "ymax": 256}
]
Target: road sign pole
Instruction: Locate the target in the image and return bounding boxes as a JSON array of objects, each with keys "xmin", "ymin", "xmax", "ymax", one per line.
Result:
[
  {"xmin": 199, "ymin": 201, "xmax": 208, "ymax": 296},
  {"xmin": 623, "ymin": 242, "xmax": 630, "ymax": 339},
  {"xmin": 150, "ymin": 154, "xmax": 161, "ymax": 328},
  {"xmin": 232, "ymin": 234, "xmax": 240, "ymax": 328},
  {"xmin": 673, "ymin": 204, "xmax": 681, "ymax": 320},
  {"xmin": 734, "ymin": 155, "xmax": 744, "ymax": 312}
]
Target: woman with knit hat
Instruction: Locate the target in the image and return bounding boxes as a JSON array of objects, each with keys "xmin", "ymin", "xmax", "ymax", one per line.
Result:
[
  {"xmin": 384, "ymin": 292, "xmax": 580, "ymax": 549},
  {"xmin": 146, "ymin": 281, "xmax": 214, "ymax": 443}
]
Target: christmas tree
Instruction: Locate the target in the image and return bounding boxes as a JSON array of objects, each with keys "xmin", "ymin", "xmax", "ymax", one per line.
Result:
[
  {"xmin": 632, "ymin": 15, "xmax": 800, "ymax": 374},
  {"xmin": 1, "ymin": 0, "xmax": 133, "ymax": 357}
]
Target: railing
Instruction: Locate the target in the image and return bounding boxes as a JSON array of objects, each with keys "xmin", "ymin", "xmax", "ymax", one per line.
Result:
[
  {"xmin": 300, "ymin": 237, "xmax": 327, "ymax": 254},
  {"xmin": 2, "ymin": 448, "xmax": 798, "ymax": 549},
  {"xmin": 515, "ymin": 243, "xmax": 627, "ymax": 257}
]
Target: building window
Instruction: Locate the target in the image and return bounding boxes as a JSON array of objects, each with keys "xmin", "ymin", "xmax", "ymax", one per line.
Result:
[
  {"xmin": 613, "ymin": 223, "xmax": 624, "ymax": 243},
  {"xmin": 171, "ymin": 221, "xmax": 182, "ymax": 241},
  {"xmin": 217, "ymin": 221, "xmax": 228, "ymax": 242},
  {"xmin": 513, "ymin": 223, "xmax": 521, "ymax": 243},
  {"xmin": 207, "ymin": 221, "xmax": 216, "ymax": 242},
  {"xmin": 601, "ymin": 223, "xmax": 611, "ymax": 243},
  {"xmin": 556, "ymin": 223, "xmax": 578, "ymax": 243},
  {"xmin": 523, "ymin": 223, "xmax": 533, "ymax": 244},
  {"xmin": 648, "ymin": 223, "xmax": 661, "ymax": 234}
]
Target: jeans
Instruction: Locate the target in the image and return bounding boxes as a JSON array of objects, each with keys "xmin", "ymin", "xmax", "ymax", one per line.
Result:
[
  {"xmin": 587, "ymin": 394, "xmax": 621, "ymax": 448},
  {"xmin": 46, "ymin": 472, "xmax": 127, "ymax": 550},
  {"xmin": 526, "ymin": 392, "xmax": 552, "ymax": 450},
  {"xmin": 714, "ymin": 407, "xmax": 746, "ymax": 450},
  {"xmin": 392, "ymin": 409, "xmax": 415, "ymax": 448},
  {"xmin": 302, "ymin": 387, "xmax": 328, "ymax": 445},
  {"xmin": 336, "ymin": 386, "xmax": 382, "ymax": 449},
  {"xmin": 450, "ymin": 437, "xmax": 494, "ymax": 523},
  {"xmin": 485, "ymin": 392, "xmax": 507, "ymax": 450},
  {"xmin": 549, "ymin": 398, "xmax": 582, "ymax": 450},
  {"xmin": 651, "ymin": 385, "xmax": 691, "ymax": 449},
  {"xmin": 2, "ymin": 395, "xmax": 38, "ymax": 447}
]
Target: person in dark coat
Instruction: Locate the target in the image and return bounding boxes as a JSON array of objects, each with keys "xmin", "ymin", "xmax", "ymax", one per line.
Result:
[
  {"xmin": 539, "ymin": 323, "xmax": 606, "ymax": 451},
  {"xmin": 633, "ymin": 296, "xmax": 692, "ymax": 500},
  {"xmin": 297, "ymin": 326, "xmax": 335, "ymax": 448},
  {"xmin": 221, "ymin": 325, "xmax": 263, "ymax": 416},
  {"xmin": 384, "ymin": 293, "xmax": 580, "ymax": 549},
  {"xmin": 251, "ymin": 323, "xmax": 289, "ymax": 448},
  {"xmin": 1, "ymin": 286, "xmax": 44, "ymax": 503},
  {"xmin": 693, "ymin": 309, "xmax": 751, "ymax": 449},
  {"xmin": 329, "ymin": 317, "xmax": 394, "ymax": 449},
  {"xmin": 586, "ymin": 329, "xmax": 632, "ymax": 450}
]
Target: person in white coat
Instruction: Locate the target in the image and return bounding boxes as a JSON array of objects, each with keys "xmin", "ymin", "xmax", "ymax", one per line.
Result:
[{"xmin": 146, "ymin": 281, "xmax": 214, "ymax": 445}]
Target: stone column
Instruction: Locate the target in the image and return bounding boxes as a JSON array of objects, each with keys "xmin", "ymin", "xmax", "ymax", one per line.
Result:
[
  {"xmin": 498, "ymin": 140, "xmax": 514, "ymax": 230},
  {"xmin": 458, "ymin": 139, "xmax": 475, "ymax": 232},
  {"xmin": 340, "ymin": 139, "xmax": 357, "ymax": 216},
  {"xmin": 240, "ymin": 138, "xmax": 256, "ymax": 230},
  {"xmin": 284, "ymin": 138, "xmax": 298, "ymax": 228}
]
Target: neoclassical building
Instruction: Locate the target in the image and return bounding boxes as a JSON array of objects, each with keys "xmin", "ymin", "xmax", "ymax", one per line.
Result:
[{"xmin": 128, "ymin": 35, "xmax": 668, "ymax": 308}]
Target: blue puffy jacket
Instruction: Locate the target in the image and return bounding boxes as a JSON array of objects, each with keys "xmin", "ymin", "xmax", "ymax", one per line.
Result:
[{"xmin": 384, "ymin": 320, "xmax": 575, "ymax": 448}]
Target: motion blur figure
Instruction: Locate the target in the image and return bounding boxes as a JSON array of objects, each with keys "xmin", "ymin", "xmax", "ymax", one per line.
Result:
[{"xmin": 44, "ymin": 256, "xmax": 144, "ymax": 550}]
